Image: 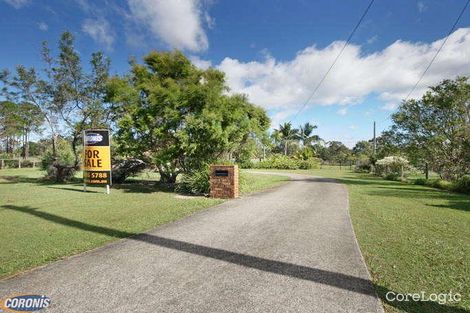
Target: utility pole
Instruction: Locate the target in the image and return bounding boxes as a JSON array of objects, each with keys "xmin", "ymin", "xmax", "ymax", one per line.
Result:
[{"xmin": 373, "ymin": 121, "xmax": 377, "ymax": 156}]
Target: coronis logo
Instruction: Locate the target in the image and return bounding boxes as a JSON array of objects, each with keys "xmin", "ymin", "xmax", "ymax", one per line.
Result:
[
  {"xmin": 85, "ymin": 133, "xmax": 103, "ymax": 145},
  {"xmin": 0, "ymin": 295, "xmax": 51, "ymax": 312}
]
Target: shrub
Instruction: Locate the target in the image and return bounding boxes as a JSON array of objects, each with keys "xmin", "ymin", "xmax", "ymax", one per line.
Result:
[
  {"xmin": 111, "ymin": 158, "xmax": 146, "ymax": 184},
  {"xmin": 3, "ymin": 159, "xmax": 20, "ymax": 168},
  {"xmin": 453, "ymin": 175, "xmax": 470, "ymax": 194},
  {"xmin": 354, "ymin": 164, "xmax": 371, "ymax": 173},
  {"xmin": 21, "ymin": 160, "xmax": 36, "ymax": 168},
  {"xmin": 254, "ymin": 155, "xmax": 298, "ymax": 170},
  {"xmin": 176, "ymin": 167, "xmax": 210, "ymax": 195},
  {"xmin": 376, "ymin": 156, "xmax": 410, "ymax": 178},
  {"xmin": 41, "ymin": 139, "xmax": 76, "ymax": 182},
  {"xmin": 297, "ymin": 158, "xmax": 320, "ymax": 169},
  {"xmin": 384, "ymin": 173, "xmax": 400, "ymax": 181},
  {"xmin": 431, "ymin": 179, "xmax": 453, "ymax": 191},
  {"xmin": 413, "ymin": 178, "xmax": 428, "ymax": 185},
  {"xmin": 237, "ymin": 159, "xmax": 254, "ymax": 169}
]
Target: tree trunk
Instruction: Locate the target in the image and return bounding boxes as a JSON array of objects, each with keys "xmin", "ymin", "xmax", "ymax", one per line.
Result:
[
  {"xmin": 25, "ymin": 130, "xmax": 29, "ymax": 159},
  {"xmin": 284, "ymin": 141, "xmax": 288, "ymax": 155},
  {"xmin": 159, "ymin": 170, "xmax": 177, "ymax": 184},
  {"xmin": 157, "ymin": 165, "xmax": 178, "ymax": 184},
  {"xmin": 425, "ymin": 162, "xmax": 429, "ymax": 180},
  {"xmin": 51, "ymin": 133, "xmax": 58, "ymax": 157},
  {"xmin": 71, "ymin": 132, "xmax": 81, "ymax": 169}
]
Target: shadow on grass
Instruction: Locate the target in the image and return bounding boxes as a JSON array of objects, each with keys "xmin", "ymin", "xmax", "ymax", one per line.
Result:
[
  {"xmin": 0, "ymin": 175, "xmax": 57, "ymax": 185},
  {"xmin": 46, "ymin": 186, "xmax": 100, "ymax": 194},
  {"xmin": 336, "ymin": 174, "xmax": 470, "ymax": 213},
  {"xmin": 2, "ymin": 204, "xmax": 468, "ymax": 313},
  {"xmin": 0, "ymin": 174, "xmax": 173, "ymax": 194}
]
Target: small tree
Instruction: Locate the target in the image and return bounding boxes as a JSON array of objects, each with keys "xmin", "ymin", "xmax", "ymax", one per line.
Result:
[
  {"xmin": 273, "ymin": 122, "xmax": 299, "ymax": 155},
  {"xmin": 376, "ymin": 156, "xmax": 410, "ymax": 179}
]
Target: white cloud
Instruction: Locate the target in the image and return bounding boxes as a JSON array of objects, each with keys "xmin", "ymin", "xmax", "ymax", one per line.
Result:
[
  {"xmin": 38, "ymin": 22, "xmax": 48, "ymax": 31},
  {"xmin": 189, "ymin": 56, "xmax": 212, "ymax": 69},
  {"xmin": 270, "ymin": 109, "xmax": 297, "ymax": 129},
  {"xmin": 367, "ymin": 35, "xmax": 378, "ymax": 44},
  {"xmin": 82, "ymin": 18, "xmax": 115, "ymax": 50},
  {"xmin": 3, "ymin": 0, "xmax": 29, "ymax": 9},
  {"xmin": 337, "ymin": 107, "xmax": 348, "ymax": 116},
  {"xmin": 217, "ymin": 28, "xmax": 470, "ymax": 112},
  {"xmin": 417, "ymin": 1, "xmax": 427, "ymax": 13},
  {"xmin": 128, "ymin": 0, "xmax": 209, "ymax": 52}
]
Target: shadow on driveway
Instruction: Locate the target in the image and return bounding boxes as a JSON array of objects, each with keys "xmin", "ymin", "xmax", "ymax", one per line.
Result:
[{"xmin": 2, "ymin": 204, "xmax": 468, "ymax": 313}]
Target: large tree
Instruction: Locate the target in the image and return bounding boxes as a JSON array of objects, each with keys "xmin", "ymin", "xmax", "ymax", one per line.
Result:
[
  {"xmin": 0, "ymin": 101, "xmax": 43, "ymax": 157},
  {"xmin": 1, "ymin": 32, "xmax": 110, "ymax": 168},
  {"xmin": 107, "ymin": 50, "xmax": 269, "ymax": 183},
  {"xmin": 392, "ymin": 76, "xmax": 470, "ymax": 180},
  {"xmin": 44, "ymin": 32, "xmax": 110, "ymax": 167}
]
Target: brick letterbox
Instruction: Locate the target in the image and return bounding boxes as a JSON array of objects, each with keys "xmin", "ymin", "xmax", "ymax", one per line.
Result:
[{"xmin": 209, "ymin": 165, "xmax": 239, "ymax": 198}]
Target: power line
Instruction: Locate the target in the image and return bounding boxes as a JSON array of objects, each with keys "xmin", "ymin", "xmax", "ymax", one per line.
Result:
[
  {"xmin": 404, "ymin": 0, "xmax": 470, "ymax": 101},
  {"xmin": 376, "ymin": 0, "xmax": 470, "ymax": 128},
  {"xmin": 292, "ymin": 0, "xmax": 375, "ymax": 121}
]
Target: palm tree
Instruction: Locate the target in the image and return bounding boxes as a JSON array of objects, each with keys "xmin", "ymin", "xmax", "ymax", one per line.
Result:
[
  {"xmin": 276, "ymin": 122, "xmax": 299, "ymax": 155},
  {"xmin": 299, "ymin": 122, "xmax": 320, "ymax": 147}
]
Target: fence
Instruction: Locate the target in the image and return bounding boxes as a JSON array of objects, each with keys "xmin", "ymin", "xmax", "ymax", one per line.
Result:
[{"xmin": 0, "ymin": 158, "xmax": 39, "ymax": 169}]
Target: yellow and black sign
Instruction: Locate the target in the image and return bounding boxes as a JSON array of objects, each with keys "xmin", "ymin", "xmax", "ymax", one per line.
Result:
[{"xmin": 83, "ymin": 129, "xmax": 111, "ymax": 185}]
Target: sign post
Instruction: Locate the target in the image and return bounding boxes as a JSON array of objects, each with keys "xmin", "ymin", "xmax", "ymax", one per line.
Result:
[{"xmin": 83, "ymin": 129, "xmax": 112, "ymax": 194}]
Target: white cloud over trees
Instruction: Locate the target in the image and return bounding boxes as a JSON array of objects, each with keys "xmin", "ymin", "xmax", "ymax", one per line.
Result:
[{"xmin": 216, "ymin": 28, "xmax": 470, "ymax": 112}]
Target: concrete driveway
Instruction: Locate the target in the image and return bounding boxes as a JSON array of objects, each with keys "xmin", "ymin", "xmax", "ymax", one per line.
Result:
[{"xmin": 0, "ymin": 172, "xmax": 383, "ymax": 313}]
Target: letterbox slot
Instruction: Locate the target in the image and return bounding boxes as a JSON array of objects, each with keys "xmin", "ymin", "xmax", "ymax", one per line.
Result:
[{"xmin": 215, "ymin": 170, "xmax": 229, "ymax": 177}]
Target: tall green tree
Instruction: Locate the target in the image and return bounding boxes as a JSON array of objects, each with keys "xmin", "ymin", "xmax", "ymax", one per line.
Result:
[
  {"xmin": 392, "ymin": 76, "xmax": 470, "ymax": 180},
  {"xmin": 298, "ymin": 122, "xmax": 320, "ymax": 147},
  {"xmin": 1, "ymin": 66, "xmax": 59, "ymax": 156},
  {"xmin": 0, "ymin": 101, "xmax": 43, "ymax": 157},
  {"xmin": 16, "ymin": 102, "xmax": 43, "ymax": 158},
  {"xmin": 44, "ymin": 32, "xmax": 110, "ymax": 167},
  {"xmin": 0, "ymin": 101, "xmax": 21, "ymax": 155},
  {"xmin": 107, "ymin": 50, "xmax": 269, "ymax": 183},
  {"xmin": 274, "ymin": 122, "xmax": 299, "ymax": 155},
  {"xmin": 1, "ymin": 32, "xmax": 110, "ymax": 167}
]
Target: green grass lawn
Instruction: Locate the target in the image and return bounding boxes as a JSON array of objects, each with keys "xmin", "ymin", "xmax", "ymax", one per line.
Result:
[
  {"xmin": 0, "ymin": 168, "xmax": 288, "ymax": 279},
  {"xmin": 263, "ymin": 166, "xmax": 469, "ymax": 313}
]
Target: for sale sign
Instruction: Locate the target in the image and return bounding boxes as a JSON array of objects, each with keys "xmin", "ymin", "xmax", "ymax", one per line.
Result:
[{"xmin": 83, "ymin": 129, "xmax": 111, "ymax": 185}]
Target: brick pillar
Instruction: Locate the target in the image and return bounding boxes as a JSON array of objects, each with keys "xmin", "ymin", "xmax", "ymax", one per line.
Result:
[{"xmin": 209, "ymin": 165, "xmax": 239, "ymax": 198}]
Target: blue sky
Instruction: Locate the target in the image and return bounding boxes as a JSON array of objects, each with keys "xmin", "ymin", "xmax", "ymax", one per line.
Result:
[{"xmin": 1, "ymin": 0, "xmax": 470, "ymax": 146}]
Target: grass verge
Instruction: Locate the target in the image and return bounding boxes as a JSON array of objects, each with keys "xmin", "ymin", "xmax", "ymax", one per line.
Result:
[
  {"xmin": 0, "ymin": 168, "xmax": 288, "ymax": 279},
  {"xmin": 266, "ymin": 166, "xmax": 469, "ymax": 313}
]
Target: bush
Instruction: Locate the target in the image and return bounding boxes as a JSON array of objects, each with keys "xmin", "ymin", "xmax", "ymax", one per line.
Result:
[
  {"xmin": 413, "ymin": 178, "xmax": 428, "ymax": 185},
  {"xmin": 254, "ymin": 155, "xmax": 299, "ymax": 170},
  {"xmin": 237, "ymin": 159, "xmax": 254, "ymax": 169},
  {"xmin": 375, "ymin": 156, "xmax": 409, "ymax": 177},
  {"xmin": 431, "ymin": 179, "xmax": 453, "ymax": 191},
  {"xmin": 253, "ymin": 154, "xmax": 320, "ymax": 170},
  {"xmin": 41, "ymin": 139, "xmax": 76, "ymax": 182},
  {"xmin": 354, "ymin": 164, "xmax": 371, "ymax": 173},
  {"xmin": 21, "ymin": 160, "xmax": 36, "ymax": 168},
  {"xmin": 3, "ymin": 159, "xmax": 20, "ymax": 168},
  {"xmin": 453, "ymin": 175, "xmax": 470, "ymax": 194},
  {"xmin": 111, "ymin": 158, "xmax": 146, "ymax": 184},
  {"xmin": 297, "ymin": 158, "xmax": 320, "ymax": 169},
  {"xmin": 176, "ymin": 167, "xmax": 210, "ymax": 195},
  {"xmin": 384, "ymin": 173, "xmax": 400, "ymax": 181}
]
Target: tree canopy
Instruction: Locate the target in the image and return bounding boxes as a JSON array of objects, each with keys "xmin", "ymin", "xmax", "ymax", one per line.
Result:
[
  {"xmin": 392, "ymin": 76, "xmax": 470, "ymax": 180},
  {"xmin": 107, "ymin": 50, "xmax": 270, "ymax": 183}
]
